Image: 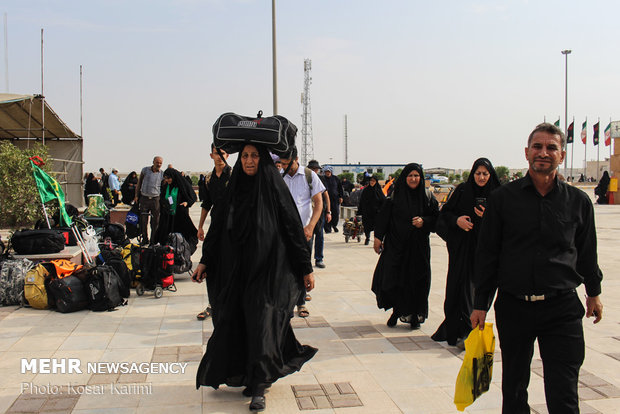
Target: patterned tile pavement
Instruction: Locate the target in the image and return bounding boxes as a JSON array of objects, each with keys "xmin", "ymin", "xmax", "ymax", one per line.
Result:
[{"xmin": 1, "ymin": 196, "xmax": 619, "ymax": 413}]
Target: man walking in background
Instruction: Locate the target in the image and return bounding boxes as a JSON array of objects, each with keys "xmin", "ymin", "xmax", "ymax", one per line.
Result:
[
  {"xmin": 280, "ymin": 149, "xmax": 324, "ymax": 317},
  {"xmin": 108, "ymin": 168, "xmax": 120, "ymax": 207},
  {"xmin": 307, "ymin": 160, "xmax": 331, "ymax": 269},
  {"xmin": 323, "ymin": 166, "xmax": 343, "ymax": 233},
  {"xmin": 192, "ymin": 145, "xmax": 231, "ymax": 322},
  {"xmin": 134, "ymin": 156, "xmax": 164, "ymax": 245}
]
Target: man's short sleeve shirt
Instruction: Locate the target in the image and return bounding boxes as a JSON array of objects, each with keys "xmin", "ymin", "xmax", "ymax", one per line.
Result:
[{"xmin": 283, "ymin": 168, "xmax": 325, "ymax": 226}]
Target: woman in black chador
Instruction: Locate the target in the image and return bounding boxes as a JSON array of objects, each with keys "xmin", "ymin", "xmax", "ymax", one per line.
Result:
[
  {"xmin": 358, "ymin": 174, "xmax": 386, "ymax": 245},
  {"xmin": 154, "ymin": 168, "xmax": 198, "ymax": 252},
  {"xmin": 120, "ymin": 171, "xmax": 138, "ymax": 205},
  {"xmin": 594, "ymin": 171, "xmax": 610, "ymax": 204},
  {"xmin": 371, "ymin": 163, "xmax": 439, "ymax": 329},
  {"xmin": 196, "ymin": 144, "xmax": 317, "ymax": 412},
  {"xmin": 431, "ymin": 157, "xmax": 501, "ymax": 346}
]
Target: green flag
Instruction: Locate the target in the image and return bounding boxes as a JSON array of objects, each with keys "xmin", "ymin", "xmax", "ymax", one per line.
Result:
[
  {"xmin": 30, "ymin": 160, "xmax": 72, "ymax": 226},
  {"xmin": 554, "ymin": 118, "xmax": 560, "ymax": 127}
]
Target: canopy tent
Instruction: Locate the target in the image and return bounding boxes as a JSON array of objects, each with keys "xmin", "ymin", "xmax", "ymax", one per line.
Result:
[{"xmin": 0, "ymin": 93, "xmax": 84, "ymax": 206}]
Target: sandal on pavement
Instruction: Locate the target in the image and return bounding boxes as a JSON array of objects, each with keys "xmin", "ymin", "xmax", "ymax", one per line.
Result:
[
  {"xmin": 297, "ymin": 306, "xmax": 310, "ymax": 318},
  {"xmin": 305, "ymin": 294, "xmax": 312, "ymax": 301},
  {"xmin": 196, "ymin": 306, "xmax": 212, "ymax": 320}
]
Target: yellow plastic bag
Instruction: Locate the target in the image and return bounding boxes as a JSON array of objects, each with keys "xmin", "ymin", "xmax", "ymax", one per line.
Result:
[{"xmin": 454, "ymin": 322, "xmax": 495, "ymax": 411}]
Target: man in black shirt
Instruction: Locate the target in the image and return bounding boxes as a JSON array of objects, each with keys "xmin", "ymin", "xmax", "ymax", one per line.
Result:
[
  {"xmin": 470, "ymin": 123, "xmax": 604, "ymax": 413},
  {"xmin": 192, "ymin": 145, "xmax": 231, "ymax": 321}
]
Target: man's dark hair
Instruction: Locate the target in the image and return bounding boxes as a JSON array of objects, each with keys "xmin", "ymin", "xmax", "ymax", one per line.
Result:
[{"xmin": 528, "ymin": 123, "xmax": 566, "ymax": 148}]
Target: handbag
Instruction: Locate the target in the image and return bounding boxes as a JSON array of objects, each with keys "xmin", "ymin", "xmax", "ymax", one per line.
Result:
[{"xmin": 454, "ymin": 323, "xmax": 495, "ymax": 411}]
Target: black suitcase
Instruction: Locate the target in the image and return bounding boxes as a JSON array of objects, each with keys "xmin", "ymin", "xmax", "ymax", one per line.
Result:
[
  {"xmin": 11, "ymin": 229, "xmax": 66, "ymax": 255},
  {"xmin": 212, "ymin": 111, "xmax": 297, "ymax": 157}
]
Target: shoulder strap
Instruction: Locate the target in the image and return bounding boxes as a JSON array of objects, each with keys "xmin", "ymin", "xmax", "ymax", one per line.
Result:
[{"xmin": 304, "ymin": 167, "xmax": 313, "ymax": 191}]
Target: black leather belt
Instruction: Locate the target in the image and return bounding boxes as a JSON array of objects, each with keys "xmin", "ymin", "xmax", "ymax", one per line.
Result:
[
  {"xmin": 510, "ymin": 289, "xmax": 575, "ymax": 302},
  {"xmin": 141, "ymin": 195, "xmax": 159, "ymax": 200}
]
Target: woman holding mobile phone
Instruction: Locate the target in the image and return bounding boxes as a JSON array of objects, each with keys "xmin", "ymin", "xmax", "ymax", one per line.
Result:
[{"xmin": 432, "ymin": 158, "xmax": 501, "ymax": 348}]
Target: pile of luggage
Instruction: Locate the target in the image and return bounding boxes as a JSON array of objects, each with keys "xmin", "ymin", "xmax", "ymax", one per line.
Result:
[{"xmin": 0, "ymin": 199, "xmax": 194, "ymax": 312}]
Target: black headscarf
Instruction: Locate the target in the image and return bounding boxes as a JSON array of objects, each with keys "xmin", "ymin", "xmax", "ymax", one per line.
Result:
[
  {"xmin": 392, "ymin": 163, "xmax": 429, "ymax": 218},
  {"xmin": 163, "ymin": 168, "xmax": 197, "ymax": 208},
  {"xmin": 223, "ymin": 144, "xmax": 281, "ymax": 246},
  {"xmin": 465, "ymin": 158, "xmax": 501, "ymax": 198}
]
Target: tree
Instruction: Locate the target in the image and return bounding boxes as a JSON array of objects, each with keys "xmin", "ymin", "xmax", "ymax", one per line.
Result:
[
  {"xmin": 462, "ymin": 171, "xmax": 470, "ymax": 182},
  {"xmin": 515, "ymin": 171, "xmax": 523, "ymax": 179},
  {"xmin": 0, "ymin": 142, "xmax": 52, "ymax": 228},
  {"xmin": 392, "ymin": 168, "xmax": 403, "ymax": 180},
  {"xmin": 374, "ymin": 172, "xmax": 385, "ymax": 181},
  {"xmin": 495, "ymin": 166, "xmax": 510, "ymax": 183},
  {"xmin": 356, "ymin": 172, "xmax": 366, "ymax": 183},
  {"xmin": 190, "ymin": 175, "xmax": 199, "ymax": 186},
  {"xmin": 338, "ymin": 172, "xmax": 354, "ymax": 183}
]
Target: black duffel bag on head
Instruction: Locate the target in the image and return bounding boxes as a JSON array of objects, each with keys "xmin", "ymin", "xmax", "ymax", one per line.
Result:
[
  {"xmin": 11, "ymin": 229, "xmax": 66, "ymax": 255},
  {"xmin": 213, "ymin": 110, "xmax": 297, "ymax": 157}
]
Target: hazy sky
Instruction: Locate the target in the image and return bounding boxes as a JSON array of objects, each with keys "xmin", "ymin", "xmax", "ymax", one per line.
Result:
[{"xmin": 2, "ymin": 0, "xmax": 619, "ymax": 174}]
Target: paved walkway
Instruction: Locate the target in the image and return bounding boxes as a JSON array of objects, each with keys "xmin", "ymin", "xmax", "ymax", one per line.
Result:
[{"xmin": 1, "ymin": 198, "xmax": 619, "ymax": 413}]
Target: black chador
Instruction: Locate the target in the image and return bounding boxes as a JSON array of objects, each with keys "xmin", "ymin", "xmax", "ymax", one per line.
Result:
[
  {"xmin": 196, "ymin": 144, "xmax": 317, "ymax": 393},
  {"xmin": 431, "ymin": 158, "xmax": 501, "ymax": 345},
  {"xmin": 371, "ymin": 163, "xmax": 439, "ymax": 328}
]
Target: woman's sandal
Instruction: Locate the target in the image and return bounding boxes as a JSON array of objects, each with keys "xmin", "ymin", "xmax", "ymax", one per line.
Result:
[
  {"xmin": 297, "ymin": 306, "xmax": 310, "ymax": 318},
  {"xmin": 196, "ymin": 306, "xmax": 212, "ymax": 320}
]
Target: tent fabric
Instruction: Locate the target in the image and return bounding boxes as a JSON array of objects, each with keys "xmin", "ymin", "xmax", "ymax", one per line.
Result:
[
  {"xmin": 0, "ymin": 93, "xmax": 80, "ymax": 139},
  {"xmin": 1, "ymin": 93, "xmax": 84, "ymax": 205}
]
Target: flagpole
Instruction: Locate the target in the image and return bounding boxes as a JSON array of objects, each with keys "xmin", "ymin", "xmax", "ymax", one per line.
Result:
[
  {"xmin": 570, "ymin": 116, "xmax": 574, "ymax": 181},
  {"xmin": 562, "ymin": 49, "xmax": 571, "ymax": 177},
  {"xmin": 597, "ymin": 117, "xmax": 600, "ymax": 182},
  {"xmin": 583, "ymin": 117, "xmax": 587, "ymax": 180}
]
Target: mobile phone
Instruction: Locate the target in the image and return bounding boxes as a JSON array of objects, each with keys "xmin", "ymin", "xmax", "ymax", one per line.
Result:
[{"xmin": 475, "ymin": 197, "xmax": 487, "ymax": 209}]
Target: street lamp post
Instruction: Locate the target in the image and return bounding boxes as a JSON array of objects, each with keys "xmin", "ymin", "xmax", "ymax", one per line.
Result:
[
  {"xmin": 271, "ymin": 0, "xmax": 278, "ymax": 115},
  {"xmin": 561, "ymin": 49, "xmax": 571, "ymax": 178}
]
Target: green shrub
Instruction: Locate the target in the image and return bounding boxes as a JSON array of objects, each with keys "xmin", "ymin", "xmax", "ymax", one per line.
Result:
[
  {"xmin": 338, "ymin": 172, "xmax": 354, "ymax": 183},
  {"xmin": 0, "ymin": 142, "xmax": 53, "ymax": 228}
]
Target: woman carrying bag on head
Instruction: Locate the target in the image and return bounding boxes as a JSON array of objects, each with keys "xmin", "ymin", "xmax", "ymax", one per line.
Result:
[
  {"xmin": 195, "ymin": 143, "xmax": 317, "ymax": 412},
  {"xmin": 431, "ymin": 157, "xmax": 501, "ymax": 347},
  {"xmin": 371, "ymin": 163, "xmax": 439, "ymax": 329}
]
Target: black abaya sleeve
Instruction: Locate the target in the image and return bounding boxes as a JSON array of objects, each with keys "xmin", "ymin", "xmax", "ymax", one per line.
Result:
[
  {"xmin": 421, "ymin": 195, "xmax": 440, "ymax": 232},
  {"xmin": 374, "ymin": 199, "xmax": 392, "ymax": 241},
  {"xmin": 273, "ymin": 179, "xmax": 313, "ymax": 278},
  {"xmin": 440, "ymin": 184, "xmax": 465, "ymax": 228}
]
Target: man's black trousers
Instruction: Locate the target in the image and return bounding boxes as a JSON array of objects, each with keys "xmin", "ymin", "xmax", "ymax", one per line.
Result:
[{"xmin": 494, "ymin": 290, "xmax": 585, "ymax": 414}]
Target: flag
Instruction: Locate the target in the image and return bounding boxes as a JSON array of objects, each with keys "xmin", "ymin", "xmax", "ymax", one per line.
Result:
[
  {"xmin": 581, "ymin": 120, "xmax": 587, "ymax": 144},
  {"xmin": 605, "ymin": 123, "xmax": 612, "ymax": 146},
  {"xmin": 567, "ymin": 121, "xmax": 574, "ymax": 144},
  {"xmin": 30, "ymin": 159, "xmax": 72, "ymax": 226},
  {"xmin": 593, "ymin": 122, "xmax": 599, "ymax": 146},
  {"xmin": 554, "ymin": 118, "xmax": 560, "ymax": 127}
]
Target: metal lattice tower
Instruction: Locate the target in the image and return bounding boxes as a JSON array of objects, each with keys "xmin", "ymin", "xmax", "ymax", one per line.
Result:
[
  {"xmin": 300, "ymin": 59, "xmax": 314, "ymax": 166},
  {"xmin": 344, "ymin": 114, "xmax": 348, "ymax": 164}
]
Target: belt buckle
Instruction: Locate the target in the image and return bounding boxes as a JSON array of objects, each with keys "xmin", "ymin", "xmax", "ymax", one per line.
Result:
[{"xmin": 526, "ymin": 294, "xmax": 545, "ymax": 302}]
